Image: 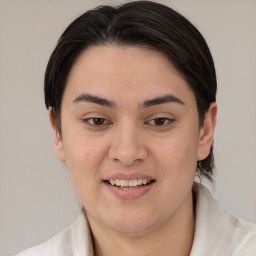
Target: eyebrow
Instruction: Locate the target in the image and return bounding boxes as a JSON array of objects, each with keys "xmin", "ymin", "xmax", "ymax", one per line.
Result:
[
  {"xmin": 142, "ymin": 94, "xmax": 184, "ymax": 108},
  {"xmin": 72, "ymin": 93, "xmax": 184, "ymax": 108},
  {"xmin": 73, "ymin": 94, "xmax": 116, "ymax": 108}
]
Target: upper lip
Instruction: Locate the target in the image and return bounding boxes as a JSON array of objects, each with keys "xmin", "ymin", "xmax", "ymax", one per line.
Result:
[{"xmin": 104, "ymin": 172, "xmax": 155, "ymax": 181}]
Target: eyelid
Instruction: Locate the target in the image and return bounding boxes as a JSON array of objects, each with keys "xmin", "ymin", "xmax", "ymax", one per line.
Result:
[
  {"xmin": 145, "ymin": 117, "xmax": 175, "ymax": 127},
  {"xmin": 83, "ymin": 117, "xmax": 112, "ymax": 128}
]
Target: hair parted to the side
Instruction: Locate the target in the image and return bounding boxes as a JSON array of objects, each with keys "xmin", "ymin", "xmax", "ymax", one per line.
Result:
[{"xmin": 44, "ymin": 1, "xmax": 217, "ymax": 183}]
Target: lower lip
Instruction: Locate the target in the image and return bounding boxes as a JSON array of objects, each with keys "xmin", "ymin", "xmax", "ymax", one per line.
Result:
[{"xmin": 104, "ymin": 181, "xmax": 155, "ymax": 200}]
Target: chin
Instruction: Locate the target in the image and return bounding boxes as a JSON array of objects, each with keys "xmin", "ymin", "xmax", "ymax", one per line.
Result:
[
  {"xmin": 107, "ymin": 220, "xmax": 154, "ymax": 235},
  {"xmin": 101, "ymin": 208, "xmax": 160, "ymax": 235}
]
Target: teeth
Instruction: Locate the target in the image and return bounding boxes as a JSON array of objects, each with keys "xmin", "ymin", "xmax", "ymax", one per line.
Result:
[
  {"xmin": 120, "ymin": 180, "xmax": 129, "ymax": 187},
  {"xmin": 129, "ymin": 180, "xmax": 137, "ymax": 186},
  {"xmin": 115, "ymin": 179, "xmax": 120, "ymax": 186},
  {"xmin": 142, "ymin": 179, "xmax": 147, "ymax": 185},
  {"xmin": 108, "ymin": 179, "xmax": 151, "ymax": 188}
]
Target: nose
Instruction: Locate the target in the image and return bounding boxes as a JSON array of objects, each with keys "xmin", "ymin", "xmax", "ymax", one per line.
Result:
[{"xmin": 109, "ymin": 124, "xmax": 147, "ymax": 166}]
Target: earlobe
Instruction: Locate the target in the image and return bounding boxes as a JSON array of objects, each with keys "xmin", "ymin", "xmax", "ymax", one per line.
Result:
[
  {"xmin": 49, "ymin": 108, "xmax": 65, "ymax": 162},
  {"xmin": 197, "ymin": 103, "xmax": 217, "ymax": 161}
]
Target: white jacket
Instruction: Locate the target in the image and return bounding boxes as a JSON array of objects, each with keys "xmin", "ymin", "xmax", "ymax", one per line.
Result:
[{"xmin": 16, "ymin": 183, "xmax": 256, "ymax": 256}]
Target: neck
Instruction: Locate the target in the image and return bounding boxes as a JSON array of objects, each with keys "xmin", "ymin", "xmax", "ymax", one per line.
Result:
[{"xmin": 88, "ymin": 191, "xmax": 195, "ymax": 256}]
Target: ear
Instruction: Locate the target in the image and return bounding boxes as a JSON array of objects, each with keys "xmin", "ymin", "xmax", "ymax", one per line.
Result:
[
  {"xmin": 49, "ymin": 108, "xmax": 65, "ymax": 162},
  {"xmin": 197, "ymin": 103, "xmax": 217, "ymax": 161}
]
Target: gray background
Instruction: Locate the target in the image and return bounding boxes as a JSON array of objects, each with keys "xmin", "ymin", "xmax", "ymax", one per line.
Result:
[{"xmin": 0, "ymin": 0, "xmax": 255, "ymax": 255}]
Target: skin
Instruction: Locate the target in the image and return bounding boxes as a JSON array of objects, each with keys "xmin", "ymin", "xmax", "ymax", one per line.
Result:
[{"xmin": 50, "ymin": 45, "xmax": 217, "ymax": 256}]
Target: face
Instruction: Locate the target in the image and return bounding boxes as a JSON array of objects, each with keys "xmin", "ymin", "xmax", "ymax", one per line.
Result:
[{"xmin": 51, "ymin": 45, "xmax": 216, "ymax": 235}]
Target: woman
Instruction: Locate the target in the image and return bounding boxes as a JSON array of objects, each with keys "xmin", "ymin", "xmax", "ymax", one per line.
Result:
[{"xmin": 16, "ymin": 1, "xmax": 256, "ymax": 255}]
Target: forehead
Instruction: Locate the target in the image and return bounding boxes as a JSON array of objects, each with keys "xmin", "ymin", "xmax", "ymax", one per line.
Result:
[{"xmin": 63, "ymin": 45, "xmax": 196, "ymax": 106}]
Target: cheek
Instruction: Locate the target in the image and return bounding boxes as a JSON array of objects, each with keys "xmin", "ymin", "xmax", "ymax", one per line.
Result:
[
  {"xmin": 61, "ymin": 138, "xmax": 107, "ymax": 208},
  {"xmin": 154, "ymin": 130, "xmax": 199, "ymax": 175},
  {"xmin": 61, "ymin": 134, "xmax": 107, "ymax": 185},
  {"xmin": 62, "ymin": 124, "xmax": 107, "ymax": 160}
]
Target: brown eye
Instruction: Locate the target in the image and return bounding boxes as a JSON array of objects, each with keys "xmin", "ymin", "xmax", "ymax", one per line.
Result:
[
  {"xmin": 147, "ymin": 118, "xmax": 174, "ymax": 127},
  {"xmin": 84, "ymin": 118, "xmax": 111, "ymax": 127},
  {"xmin": 91, "ymin": 118, "xmax": 105, "ymax": 125},
  {"xmin": 153, "ymin": 118, "xmax": 167, "ymax": 126}
]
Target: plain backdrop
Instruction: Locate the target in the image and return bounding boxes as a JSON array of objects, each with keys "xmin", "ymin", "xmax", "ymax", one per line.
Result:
[{"xmin": 0, "ymin": 0, "xmax": 256, "ymax": 255}]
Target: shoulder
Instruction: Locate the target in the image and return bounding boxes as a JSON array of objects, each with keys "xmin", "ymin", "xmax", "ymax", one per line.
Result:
[
  {"xmin": 15, "ymin": 225, "xmax": 74, "ymax": 256},
  {"xmin": 191, "ymin": 183, "xmax": 256, "ymax": 256},
  {"xmin": 15, "ymin": 209, "xmax": 93, "ymax": 256}
]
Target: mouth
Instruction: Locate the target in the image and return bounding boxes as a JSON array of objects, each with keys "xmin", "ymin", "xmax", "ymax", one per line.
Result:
[
  {"xmin": 104, "ymin": 179, "xmax": 156, "ymax": 190},
  {"xmin": 103, "ymin": 173, "xmax": 156, "ymax": 199}
]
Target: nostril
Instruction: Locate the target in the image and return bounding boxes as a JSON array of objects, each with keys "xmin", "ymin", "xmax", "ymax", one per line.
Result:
[{"xmin": 109, "ymin": 145, "xmax": 148, "ymax": 166}]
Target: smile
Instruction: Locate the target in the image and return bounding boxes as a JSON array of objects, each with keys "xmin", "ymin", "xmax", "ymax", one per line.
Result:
[
  {"xmin": 104, "ymin": 177, "xmax": 156, "ymax": 199},
  {"xmin": 107, "ymin": 179, "xmax": 152, "ymax": 189}
]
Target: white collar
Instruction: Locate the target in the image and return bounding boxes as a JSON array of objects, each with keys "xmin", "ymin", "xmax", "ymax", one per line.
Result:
[{"xmin": 75, "ymin": 183, "xmax": 256, "ymax": 256}]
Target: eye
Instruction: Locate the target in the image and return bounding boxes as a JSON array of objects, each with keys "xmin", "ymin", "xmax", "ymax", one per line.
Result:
[
  {"xmin": 83, "ymin": 118, "xmax": 112, "ymax": 127},
  {"xmin": 146, "ymin": 117, "xmax": 174, "ymax": 127}
]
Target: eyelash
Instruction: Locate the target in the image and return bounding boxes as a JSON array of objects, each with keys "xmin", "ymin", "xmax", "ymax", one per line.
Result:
[
  {"xmin": 145, "ymin": 117, "xmax": 174, "ymax": 127},
  {"xmin": 83, "ymin": 117, "xmax": 174, "ymax": 128},
  {"xmin": 83, "ymin": 118, "xmax": 112, "ymax": 127}
]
